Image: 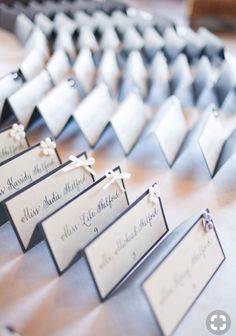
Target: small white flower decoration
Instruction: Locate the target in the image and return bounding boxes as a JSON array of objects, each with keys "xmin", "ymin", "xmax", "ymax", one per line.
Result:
[
  {"xmin": 202, "ymin": 210, "xmax": 214, "ymax": 232},
  {"xmin": 9, "ymin": 124, "xmax": 26, "ymax": 142},
  {"xmin": 149, "ymin": 184, "xmax": 161, "ymax": 204},
  {"xmin": 40, "ymin": 137, "xmax": 56, "ymax": 156}
]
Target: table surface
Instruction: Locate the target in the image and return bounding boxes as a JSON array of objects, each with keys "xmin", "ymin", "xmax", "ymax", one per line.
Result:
[{"xmin": 0, "ymin": 2, "xmax": 236, "ymax": 335}]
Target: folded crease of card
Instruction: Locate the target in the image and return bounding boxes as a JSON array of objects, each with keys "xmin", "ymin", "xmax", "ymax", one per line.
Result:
[
  {"xmin": 142, "ymin": 209, "xmax": 225, "ymax": 336},
  {"xmin": 0, "ymin": 138, "xmax": 61, "ymax": 226},
  {"xmin": 5, "ymin": 152, "xmax": 95, "ymax": 252},
  {"xmin": 41, "ymin": 166, "xmax": 130, "ymax": 274},
  {"xmin": 85, "ymin": 183, "xmax": 169, "ymax": 300}
]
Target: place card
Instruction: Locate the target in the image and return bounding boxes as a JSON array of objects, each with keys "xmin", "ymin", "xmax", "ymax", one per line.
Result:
[
  {"xmin": 14, "ymin": 13, "xmax": 34, "ymax": 45},
  {"xmin": 111, "ymin": 92, "xmax": 149, "ymax": 155},
  {"xmin": 5, "ymin": 152, "xmax": 95, "ymax": 252},
  {"xmin": 198, "ymin": 107, "xmax": 226, "ymax": 176},
  {"xmin": 181, "ymin": 27, "xmax": 205, "ymax": 61},
  {"xmin": 152, "ymin": 96, "xmax": 188, "ymax": 166},
  {"xmin": 77, "ymin": 26, "xmax": 99, "ymax": 52},
  {"xmin": 0, "ymin": 71, "xmax": 24, "ymax": 121},
  {"xmin": 41, "ymin": 167, "xmax": 130, "ymax": 274},
  {"xmin": 214, "ymin": 61, "xmax": 236, "ymax": 105},
  {"xmin": 73, "ymin": 83, "xmax": 114, "ymax": 147},
  {"xmin": 142, "ymin": 210, "xmax": 225, "ymax": 336},
  {"xmin": 20, "ymin": 48, "xmax": 48, "ymax": 82},
  {"xmin": 54, "ymin": 30, "xmax": 77, "ymax": 62},
  {"xmin": 85, "ymin": 183, "xmax": 169, "ymax": 300},
  {"xmin": 36, "ymin": 77, "xmax": 81, "ymax": 138},
  {"xmin": 73, "ymin": 48, "xmax": 96, "ymax": 94},
  {"xmin": 54, "ymin": 13, "xmax": 78, "ymax": 36},
  {"xmin": 97, "ymin": 50, "xmax": 120, "ymax": 95},
  {"xmin": 171, "ymin": 54, "xmax": 192, "ymax": 92},
  {"xmin": 46, "ymin": 49, "xmax": 72, "ymax": 86},
  {"xmin": 0, "ymin": 138, "xmax": 61, "ymax": 226},
  {"xmin": 163, "ymin": 27, "xmax": 185, "ymax": 61},
  {"xmin": 34, "ymin": 13, "xmax": 54, "ymax": 37},
  {"xmin": 198, "ymin": 28, "xmax": 224, "ymax": 59},
  {"xmin": 123, "ymin": 26, "xmax": 144, "ymax": 52},
  {"xmin": 100, "ymin": 26, "xmax": 121, "ymax": 51},
  {"xmin": 0, "ymin": 124, "xmax": 29, "ymax": 164},
  {"xmin": 143, "ymin": 26, "xmax": 164, "ymax": 59},
  {"xmin": 24, "ymin": 27, "xmax": 50, "ymax": 60},
  {"xmin": 193, "ymin": 56, "xmax": 214, "ymax": 101}
]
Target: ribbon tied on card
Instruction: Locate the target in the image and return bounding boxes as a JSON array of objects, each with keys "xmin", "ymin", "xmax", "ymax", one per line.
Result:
[
  {"xmin": 40, "ymin": 138, "xmax": 57, "ymax": 156},
  {"xmin": 9, "ymin": 124, "xmax": 26, "ymax": 142},
  {"xmin": 103, "ymin": 170, "xmax": 131, "ymax": 192},
  {"xmin": 62, "ymin": 155, "xmax": 96, "ymax": 178},
  {"xmin": 149, "ymin": 184, "xmax": 161, "ymax": 205}
]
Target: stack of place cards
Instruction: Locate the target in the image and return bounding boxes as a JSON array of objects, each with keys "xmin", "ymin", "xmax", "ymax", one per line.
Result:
[
  {"xmin": 0, "ymin": 124, "xmax": 29, "ymax": 164},
  {"xmin": 0, "ymin": 138, "xmax": 61, "ymax": 226},
  {"xmin": 41, "ymin": 167, "xmax": 130, "ymax": 274},
  {"xmin": 85, "ymin": 183, "xmax": 169, "ymax": 300},
  {"xmin": 111, "ymin": 92, "xmax": 150, "ymax": 155},
  {"xmin": 4, "ymin": 152, "xmax": 96, "ymax": 252},
  {"xmin": 142, "ymin": 210, "xmax": 225, "ymax": 336}
]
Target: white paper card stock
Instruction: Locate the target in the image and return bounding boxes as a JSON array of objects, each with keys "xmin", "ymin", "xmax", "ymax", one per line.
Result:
[
  {"xmin": 73, "ymin": 84, "xmax": 114, "ymax": 147},
  {"xmin": 41, "ymin": 167, "xmax": 130, "ymax": 274},
  {"xmin": 85, "ymin": 184, "xmax": 169, "ymax": 300},
  {"xmin": 111, "ymin": 92, "xmax": 149, "ymax": 155},
  {"xmin": 142, "ymin": 210, "xmax": 225, "ymax": 336},
  {"xmin": 0, "ymin": 124, "xmax": 29, "ymax": 164},
  {"xmin": 199, "ymin": 109, "xmax": 226, "ymax": 176},
  {"xmin": 153, "ymin": 96, "xmax": 188, "ymax": 166},
  {"xmin": 0, "ymin": 139, "xmax": 61, "ymax": 225},
  {"xmin": 5, "ymin": 152, "xmax": 95, "ymax": 251}
]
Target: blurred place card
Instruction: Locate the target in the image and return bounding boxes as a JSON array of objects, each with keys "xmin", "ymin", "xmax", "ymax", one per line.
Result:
[
  {"xmin": 5, "ymin": 152, "xmax": 95, "ymax": 252},
  {"xmin": 20, "ymin": 48, "xmax": 48, "ymax": 82},
  {"xmin": 85, "ymin": 183, "xmax": 169, "ymax": 300},
  {"xmin": 41, "ymin": 167, "xmax": 130, "ymax": 274},
  {"xmin": 73, "ymin": 84, "xmax": 114, "ymax": 147},
  {"xmin": 153, "ymin": 96, "xmax": 188, "ymax": 166},
  {"xmin": 198, "ymin": 107, "xmax": 226, "ymax": 176},
  {"xmin": 142, "ymin": 210, "xmax": 225, "ymax": 336},
  {"xmin": 0, "ymin": 71, "xmax": 24, "ymax": 121},
  {"xmin": 54, "ymin": 30, "xmax": 77, "ymax": 62},
  {"xmin": 0, "ymin": 124, "xmax": 29, "ymax": 164},
  {"xmin": 36, "ymin": 77, "xmax": 81, "ymax": 138},
  {"xmin": 111, "ymin": 92, "xmax": 150, "ymax": 155},
  {"xmin": 0, "ymin": 138, "xmax": 61, "ymax": 226}
]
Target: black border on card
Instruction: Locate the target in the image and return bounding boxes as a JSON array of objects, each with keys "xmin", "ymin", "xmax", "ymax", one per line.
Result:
[
  {"xmin": 0, "ymin": 139, "xmax": 61, "ymax": 226},
  {"xmin": 3, "ymin": 151, "xmax": 92, "ymax": 253},
  {"xmin": 198, "ymin": 112, "xmax": 225, "ymax": 178},
  {"xmin": 84, "ymin": 183, "xmax": 169, "ymax": 301},
  {"xmin": 41, "ymin": 166, "xmax": 130, "ymax": 275},
  {"xmin": 141, "ymin": 212, "xmax": 226, "ymax": 336}
]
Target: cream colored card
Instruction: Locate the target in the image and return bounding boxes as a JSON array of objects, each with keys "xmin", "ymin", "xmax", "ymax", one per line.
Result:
[
  {"xmin": 8, "ymin": 70, "xmax": 52, "ymax": 128},
  {"xmin": 0, "ymin": 125, "xmax": 29, "ymax": 164},
  {"xmin": 41, "ymin": 167, "xmax": 129, "ymax": 274},
  {"xmin": 38, "ymin": 79, "xmax": 80, "ymax": 138},
  {"xmin": 85, "ymin": 185, "xmax": 169, "ymax": 300},
  {"xmin": 0, "ymin": 141, "xmax": 60, "ymax": 203},
  {"xmin": 20, "ymin": 49, "xmax": 48, "ymax": 81},
  {"xmin": 73, "ymin": 84, "xmax": 114, "ymax": 147},
  {"xmin": 98, "ymin": 50, "xmax": 120, "ymax": 95},
  {"xmin": 142, "ymin": 214, "xmax": 225, "ymax": 336},
  {"xmin": 5, "ymin": 152, "xmax": 95, "ymax": 251},
  {"xmin": 199, "ymin": 109, "xmax": 226, "ymax": 176},
  {"xmin": 46, "ymin": 49, "xmax": 71, "ymax": 85},
  {"xmin": 111, "ymin": 92, "xmax": 149, "ymax": 155},
  {"xmin": 154, "ymin": 97, "xmax": 188, "ymax": 166}
]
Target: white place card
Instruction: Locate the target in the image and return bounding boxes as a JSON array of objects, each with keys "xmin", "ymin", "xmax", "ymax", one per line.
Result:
[
  {"xmin": 73, "ymin": 83, "xmax": 114, "ymax": 147},
  {"xmin": 14, "ymin": 13, "xmax": 34, "ymax": 45},
  {"xmin": 111, "ymin": 92, "xmax": 149, "ymax": 155},
  {"xmin": 100, "ymin": 26, "xmax": 121, "ymax": 51},
  {"xmin": 153, "ymin": 96, "xmax": 188, "ymax": 166},
  {"xmin": 54, "ymin": 13, "xmax": 78, "ymax": 36},
  {"xmin": 85, "ymin": 183, "xmax": 169, "ymax": 300},
  {"xmin": 0, "ymin": 124, "xmax": 29, "ymax": 164},
  {"xmin": 34, "ymin": 13, "xmax": 54, "ymax": 37},
  {"xmin": 37, "ymin": 78, "xmax": 81, "ymax": 138},
  {"xmin": 123, "ymin": 26, "xmax": 144, "ymax": 51},
  {"xmin": 24, "ymin": 28, "xmax": 50, "ymax": 60},
  {"xmin": 171, "ymin": 54, "xmax": 192, "ymax": 92},
  {"xmin": 41, "ymin": 166, "xmax": 130, "ymax": 274},
  {"xmin": 54, "ymin": 30, "xmax": 77, "ymax": 61},
  {"xmin": 142, "ymin": 210, "xmax": 225, "ymax": 336},
  {"xmin": 20, "ymin": 48, "xmax": 48, "ymax": 82},
  {"xmin": 164, "ymin": 27, "xmax": 185, "ymax": 61},
  {"xmin": 5, "ymin": 152, "xmax": 95, "ymax": 252},
  {"xmin": 46, "ymin": 49, "xmax": 72, "ymax": 86},
  {"xmin": 0, "ymin": 138, "xmax": 61, "ymax": 226},
  {"xmin": 7, "ymin": 70, "xmax": 52, "ymax": 128},
  {"xmin": 199, "ymin": 108, "xmax": 226, "ymax": 176},
  {"xmin": 0, "ymin": 72, "xmax": 24, "ymax": 121},
  {"xmin": 97, "ymin": 50, "xmax": 120, "ymax": 95},
  {"xmin": 73, "ymin": 48, "xmax": 96, "ymax": 94},
  {"xmin": 78, "ymin": 26, "xmax": 99, "ymax": 52}
]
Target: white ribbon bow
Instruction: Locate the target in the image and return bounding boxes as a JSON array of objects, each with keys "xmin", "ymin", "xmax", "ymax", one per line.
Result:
[
  {"xmin": 149, "ymin": 184, "xmax": 161, "ymax": 204},
  {"xmin": 62, "ymin": 155, "xmax": 96, "ymax": 177},
  {"xmin": 103, "ymin": 169, "xmax": 131, "ymax": 192},
  {"xmin": 202, "ymin": 210, "xmax": 214, "ymax": 232}
]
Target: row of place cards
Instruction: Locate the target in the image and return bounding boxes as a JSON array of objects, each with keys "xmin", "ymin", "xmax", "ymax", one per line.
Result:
[{"xmin": 0, "ymin": 126, "xmax": 225, "ymax": 335}]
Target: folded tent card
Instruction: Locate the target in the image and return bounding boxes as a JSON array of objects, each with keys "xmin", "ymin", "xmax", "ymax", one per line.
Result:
[
  {"xmin": 5, "ymin": 152, "xmax": 96, "ymax": 252},
  {"xmin": 0, "ymin": 138, "xmax": 61, "ymax": 226},
  {"xmin": 85, "ymin": 183, "xmax": 169, "ymax": 301},
  {"xmin": 41, "ymin": 166, "xmax": 130, "ymax": 274},
  {"xmin": 142, "ymin": 209, "xmax": 225, "ymax": 336},
  {"xmin": 0, "ymin": 123, "xmax": 29, "ymax": 164}
]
